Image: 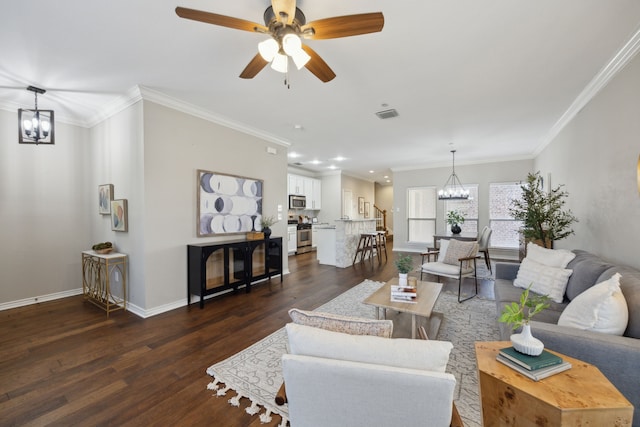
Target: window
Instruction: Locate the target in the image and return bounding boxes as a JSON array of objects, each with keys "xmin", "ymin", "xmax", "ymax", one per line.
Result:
[
  {"xmin": 407, "ymin": 187, "xmax": 436, "ymax": 244},
  {"xmin": 444, "ymin": 184, "xmax": 478, "ymax": 234},
  {"xmin": 489, "ymin": 182, "xmax": 523, "ymax": 248}
]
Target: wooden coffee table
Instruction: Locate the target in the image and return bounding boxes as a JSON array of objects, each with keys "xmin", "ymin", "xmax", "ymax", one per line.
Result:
[
  {"xmin": 475, "ymin": 341, "xmax": 634, "ymax": 426},
  {"xmin": 363, "ymin": 278, "xmax": 443, "ymax": 339}
]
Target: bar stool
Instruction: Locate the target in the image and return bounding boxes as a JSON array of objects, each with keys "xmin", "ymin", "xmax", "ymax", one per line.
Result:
[
  {"xmin": 375, "ymin": 230, "xmax": 388, "ymax": 261},
  {"xmin": 352, "ymin": 233, "xmax": 375, "ymax": 265}
]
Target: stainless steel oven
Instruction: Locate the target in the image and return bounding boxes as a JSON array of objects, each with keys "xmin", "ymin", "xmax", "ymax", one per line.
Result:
[{"xmin": 296, "ymin": 224, "xmax": 312, "ymax": 254}]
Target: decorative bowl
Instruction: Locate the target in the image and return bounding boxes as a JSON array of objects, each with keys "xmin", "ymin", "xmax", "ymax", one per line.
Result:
[{"xmin": 94, "ymin": 248, "xmax": 114, "ymax": 254}]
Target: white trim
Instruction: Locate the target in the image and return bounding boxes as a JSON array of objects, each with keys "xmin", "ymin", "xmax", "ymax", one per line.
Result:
[
  {"xmin": 536, "ymin": 26, "xmax": 640, "ymax": 155},
  {"xmin": 136, "ymin": 86, "xmax": 291, "ymax": 148},
  {"xmin": 0, "ymin": 288, "xmax": 83, "ymax": 311}
]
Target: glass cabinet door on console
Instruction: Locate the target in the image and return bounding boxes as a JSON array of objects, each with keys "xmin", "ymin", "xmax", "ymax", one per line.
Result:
[{"xmin": 187, "ymin": 237, "xmax": 283, "ymax": 309}]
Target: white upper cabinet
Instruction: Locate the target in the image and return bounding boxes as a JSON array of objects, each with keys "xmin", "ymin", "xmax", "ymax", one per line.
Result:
[{"xmin": 288, "ymin": 173, "xmax": 322, "ymax": 210}]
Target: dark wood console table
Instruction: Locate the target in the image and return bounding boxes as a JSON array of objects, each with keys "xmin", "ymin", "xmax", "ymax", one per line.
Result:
[{"xmin": 187, "ymin": 237, "xmax": 283, "ymax": 308}]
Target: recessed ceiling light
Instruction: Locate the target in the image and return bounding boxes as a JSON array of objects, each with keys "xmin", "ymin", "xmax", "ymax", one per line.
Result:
[
  {"xmin": 386, "ymin": 179, "xmax": 391, "ymax": 183},
  {"xmin": 328, "ymin": 165, "xmax": 337, "ymax": 170},
  {"xmin": 383, "ymin": 175, "xmax": 389, "ymax": 179},
  {"xmin": 369, "ymin": 170, "xmax": 375, "ymax": 174},
  {"xmin": 288, "ymin": 151, "xmax": 301, "ymax": 158},
  {"xmin": 334, "ymin": 156, "xmax": 346, "ymax": 162},
  {"xmin": 293, "ymin": 124, "xmax": 303, "ymax": 130},
  {"xmin": 310, "ymin": 159, "xmax": 322, "ymax": 165}
]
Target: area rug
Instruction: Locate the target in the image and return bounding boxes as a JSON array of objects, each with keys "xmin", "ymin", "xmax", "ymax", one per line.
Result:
[{"xmin": 206, "ymin": 279, "xmax": 500, "ymax": 427}]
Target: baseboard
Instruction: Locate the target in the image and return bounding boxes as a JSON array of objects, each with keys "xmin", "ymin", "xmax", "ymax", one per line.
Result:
[
  {"xmin": 1, "ymin": 270, "xmax": 291, "ymax": 318},
  {"xmin": 0, "ymin": 288, "xmax": 84, "ymax": 312}
]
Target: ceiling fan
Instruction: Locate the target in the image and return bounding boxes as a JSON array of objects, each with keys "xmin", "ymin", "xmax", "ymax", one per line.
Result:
[{"xmin": 175, "ymin": 0, "xmax": 384, "ymax": 82}]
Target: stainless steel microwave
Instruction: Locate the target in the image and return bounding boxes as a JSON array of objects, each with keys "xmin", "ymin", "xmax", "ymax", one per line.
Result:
[{"xmin": 289, "ymin": 195, "xmax": 306, "ymax": 209}]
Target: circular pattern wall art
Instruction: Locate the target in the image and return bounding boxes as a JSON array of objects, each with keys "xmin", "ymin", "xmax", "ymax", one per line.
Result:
[{"xmin": 198, "ymin": 170, "xmax": 263, "ymax": 236}]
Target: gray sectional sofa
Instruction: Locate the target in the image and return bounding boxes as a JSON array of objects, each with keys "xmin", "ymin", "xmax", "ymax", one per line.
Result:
[{"xmin": 494, "ymin": 250, "xmax": 640, "ymax": 426}]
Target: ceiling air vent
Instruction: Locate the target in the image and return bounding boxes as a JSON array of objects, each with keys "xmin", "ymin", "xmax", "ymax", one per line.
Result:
[
  {"xmin": 293, "ymin": 162, "xmax": 304, "ymax": 166},
  {"xmin": 375, "ymin": 109, "xmax": 399, "ymax": 119}
]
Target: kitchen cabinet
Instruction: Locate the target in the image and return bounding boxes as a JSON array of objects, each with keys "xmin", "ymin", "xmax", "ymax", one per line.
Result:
[
  {"xmin": 288, "ymin": 225, "xmax": 297, "ymax": 254},
  {"xmin": 287, "ymin": 173, "xmax": 322, "ymax": 210}
]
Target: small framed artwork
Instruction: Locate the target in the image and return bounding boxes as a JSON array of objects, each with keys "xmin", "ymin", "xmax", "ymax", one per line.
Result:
[
  {"xmin": 364, "ymin": 202, "xmax": 370, "ymax": 218},
  {"xmin": 358, "ymin": 197, "xmax": 365, "ymax": 214},
  {"xmin": 111, "ymin": 199, "xmax": 128, "ymax": 232},
  {"xmin": 99, "ymin": 184, "xmax": 114, "ymax": 214}
]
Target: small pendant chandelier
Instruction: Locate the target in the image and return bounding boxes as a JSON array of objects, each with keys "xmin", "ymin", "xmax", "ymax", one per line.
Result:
[
  {"xmin": 438, "ymin": 150, "xmax": 469, "ymax": 200},
  {"xmin": 18, "ymin": 86, "xmax": 55, "ymax": 145}
]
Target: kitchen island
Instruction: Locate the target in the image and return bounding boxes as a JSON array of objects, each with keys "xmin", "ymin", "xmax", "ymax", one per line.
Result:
[{"xmin": 315, "ymin": 219, "xmax": 377, "ymax": 267}]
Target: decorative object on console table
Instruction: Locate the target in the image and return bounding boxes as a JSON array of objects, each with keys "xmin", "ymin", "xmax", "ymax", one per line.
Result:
[
  {"xmin": 498, "ymin": 284, "xmax": 550, "ymax": 356},
  {"xmin": 98, "ymin": 184, "xmax": 113, "ymax": 215},
  {"xmin": 197, "ymin": 169, "xmax": 263, "ymax": 237},
  {"xmin": 260, "ymin": 215, "xmax": 277, "ymax": 239},
  {"xmin": 110, "ymin": 199, "xmax": 128, "ymax": 232},
  {"xmin": 446, "ymin": 210, "xmax": 465, "ymax": 235}
]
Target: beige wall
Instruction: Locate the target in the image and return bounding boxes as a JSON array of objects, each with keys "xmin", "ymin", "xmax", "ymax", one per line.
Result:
[
  {"xmin": 342, "ymin": 174, "xmax": 375, "ymax": 220},
  {"xmin": 374, "ymin": 183, "xmax": 394, "ymax": 234},
  {"xmin": 534, "ymin": 52, "xmax": 640, "ymax": 269},
  {"xmin": 0, "ymin": 99, "xmax": 289, "ymax": 315},
  {"xmin": 392, "ymin": 159, "xmax": 534, "ymax": 253},
  {"xmin": 0, "ymin": 109, "xmax": 91, "ymax": 307}
]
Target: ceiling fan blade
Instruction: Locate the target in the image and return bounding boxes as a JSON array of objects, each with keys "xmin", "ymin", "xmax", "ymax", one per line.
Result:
[
  {"xmin": 301, "ymin": 45, "xmax": 336, "ymax": 82},
  {"xmin": 301, "ymin": 12, "xmax": 384, "ymax": 40},
  {"xmin": 239, "ymin": 54, "xmax": 269, "ymax": 79},
  {"xmin": 271, "ymin": 0, "xmax": 296, "ymax": 24},
  {"xmin": 176, "ymin": 7, "xmax": 268, "ymax": 33}
]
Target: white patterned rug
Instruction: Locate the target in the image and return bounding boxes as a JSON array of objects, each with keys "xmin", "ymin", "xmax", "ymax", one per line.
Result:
[{"xmin": 206, "ymin": 279, "xmax": 500, "ymax": 426}]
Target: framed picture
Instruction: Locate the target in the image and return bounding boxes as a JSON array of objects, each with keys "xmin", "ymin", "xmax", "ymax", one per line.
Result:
[
  {"xmin": 111, "ymin": 199, "xmax": 128, "ymax": 232},
  {"xmin": 364, "ymin": 202, "xmax": 370, "ymax": 218},
  {"xmin": 358, "ymin": 197, "xmax": 365, "ymax": 214},
  {"xmin": 197, "ymin": 169, "xmax": 263, "ymax": 237},
  {"xmin": 99, "ymin": 184, "xmax": 114, "ymax": 214}
]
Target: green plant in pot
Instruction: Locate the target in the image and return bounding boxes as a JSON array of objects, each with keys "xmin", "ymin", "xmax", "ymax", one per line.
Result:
[
  {"xmin": 499, "ymin": 284, "xmax": 551, "ymax": 356},
  {"xmin": 395, "ymin": 254, "xmax": 413, "ymax": 287},
  {"xmin": 446, "ymin": 210, "xmax": 465, "ymax": 234},
  {"xmin": 260, "ymin": 215, "xmax": 277, "ymax": 239},
  {"xmin": 510, "ymin": 171, "xmax": 578, "ymax": 249}
]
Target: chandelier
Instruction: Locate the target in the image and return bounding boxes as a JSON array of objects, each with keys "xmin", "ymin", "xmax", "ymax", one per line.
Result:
[
  {"xmin": 18, "ymin": 86, "xmax": 54, "ymax": 145},
  {"xmin": 438, "ymin": 150, "xmax": 469, "ymax": 200}
]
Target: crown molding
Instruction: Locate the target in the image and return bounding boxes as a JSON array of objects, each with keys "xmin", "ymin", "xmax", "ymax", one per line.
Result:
[
  {"xmin": 136, "ymin": 86, "xmax": 291, "ymax": 148},
  {"xmin": 536, "ymin": 26, "xmax": 640, "ymax": 155},
  {"xmin": 390, "ymin": 154, "xmax": 534, "ymax": 172}
]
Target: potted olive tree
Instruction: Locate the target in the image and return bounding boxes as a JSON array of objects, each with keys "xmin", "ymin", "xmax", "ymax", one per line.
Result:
[{"xmin": 510, "ymin": 172, "xmax": 577, "ymax": 249}]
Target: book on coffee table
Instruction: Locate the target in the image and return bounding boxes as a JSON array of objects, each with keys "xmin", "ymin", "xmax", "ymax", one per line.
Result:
[
  {"xmin": 497, "ymin": 354, "xmax": 572, "ymax": 381},
  {"xmin": 499, "ymin": 347, "xmax": 563, "ymax": 371},
  {"xmin": 390, "ymin": 285, "xmax": 417, "ymax": 303}
]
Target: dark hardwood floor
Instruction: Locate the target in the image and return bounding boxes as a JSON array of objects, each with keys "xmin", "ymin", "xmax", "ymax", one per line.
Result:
[{"xmin": 0, "ymin": 240, "xmax": 494, "ymax": 426}]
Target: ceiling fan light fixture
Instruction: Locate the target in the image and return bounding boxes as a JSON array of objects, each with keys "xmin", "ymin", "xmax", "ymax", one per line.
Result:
[
  {"xmin": 271, "ymin": 53, "xmax": 289, "ymax": 73},
  {"xmin": 258, "ymin": 38, "xmax": 279, "ymax": 62},
  {"xmin": 282, "ymin": 33, "xmax": 302, "ymax": 56},
  {"xmin": 291, "ymin": 48, "xmax": 311, "ymax": 69}
]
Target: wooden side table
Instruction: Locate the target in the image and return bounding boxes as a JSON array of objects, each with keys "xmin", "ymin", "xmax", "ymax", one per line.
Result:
[
  {"xmin": 82, "ymin": 251, "xmax": 127, "ymax": 317},
  {"xmin": 475, "ymin": 341, "xmax": 633, "ymax": 426}
]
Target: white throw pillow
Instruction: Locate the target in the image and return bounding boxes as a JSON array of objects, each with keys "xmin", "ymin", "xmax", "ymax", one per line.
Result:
[
  {"xmin": 558, "ymin": 273, "xmax": 629, "ymax": 335},
  {"xmin": 437, "ymin": 240, "xmax": 449, "ymax": 263},
  {"xmin": 288, "ymin": 308, "xmax": 393, "ymax": 338},
  {"xmin": 286, "ymin": 323, "xmax": 453, "ymax": 372},
  {"xmin": 526, "ymin": 242, "xmax": 575, "ymax": 268},
  {"xmin": 513, "ymin": 257, "xmax": 573, "ymax": 303}
]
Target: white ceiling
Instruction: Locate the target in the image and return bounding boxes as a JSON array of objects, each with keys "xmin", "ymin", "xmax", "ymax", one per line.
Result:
[{"xmin": 2, "ymin": 1, "xmax": 640, "ymax": 183}]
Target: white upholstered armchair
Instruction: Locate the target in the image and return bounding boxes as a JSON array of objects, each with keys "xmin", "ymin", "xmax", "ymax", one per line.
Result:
[
  {"xmin": 420, "ymin": 239, "xmax": 479, "ymax": 302},
  {"xmin": 280, "ymin": 323, "xmax": 461, "ymax": 427}
]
